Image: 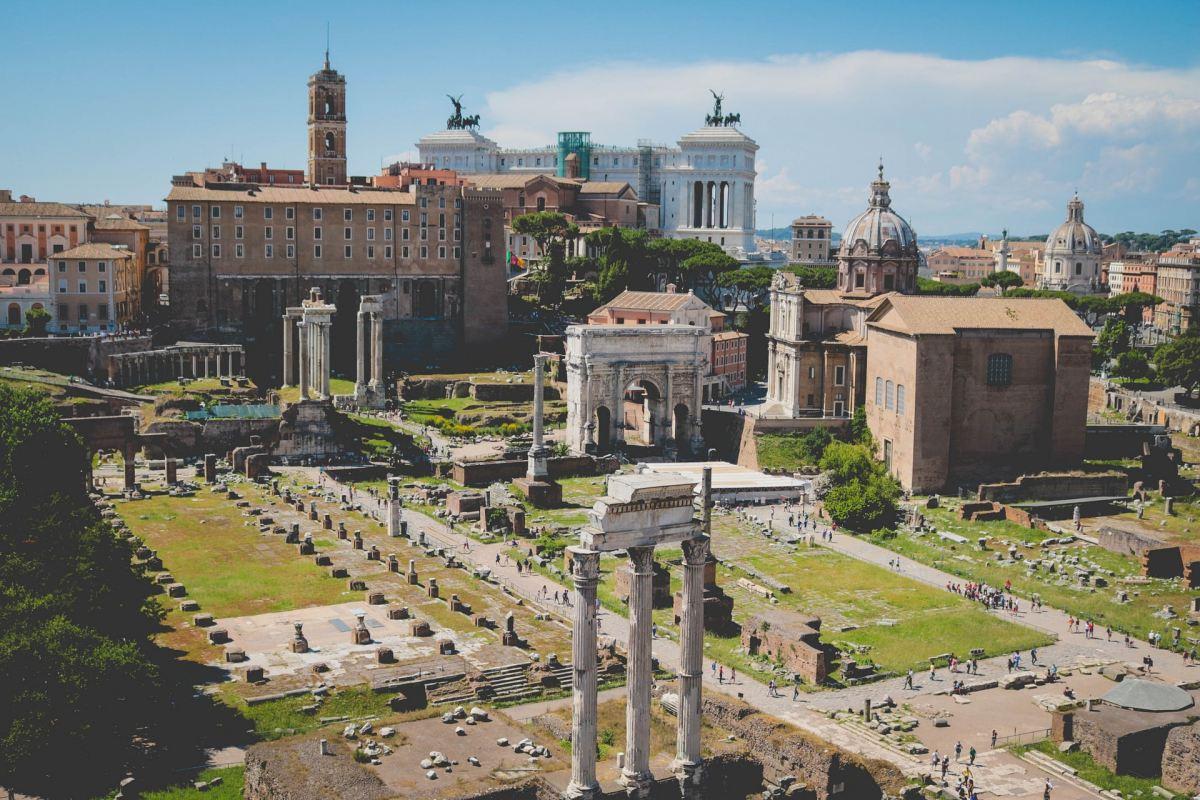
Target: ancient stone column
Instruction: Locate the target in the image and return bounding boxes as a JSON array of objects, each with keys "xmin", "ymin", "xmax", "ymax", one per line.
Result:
[
  {"xmin": 297, "ymin": 321, "xmax": 310, "ymax": 399},
  {"xmin": 356, "ymin": 310, "xmax": 367, "ymax": 391},
  {"xmin": 123, "ymin": 443, "xmax": 137, "ymax": 491},
  {"xmin": 566, "ymin": 546, "xmax": 601, "ymax": 800},
  {"xmin": 283, "ymin": 316, "xmax": 295, "ymax": 388},
  {"xmin": 191, "ymin": 354, "xmax": 198, "ymax": 379},
  {"xmin": 674, "ymin": 535, "xmax": 710, "ymax": 789},
  {"xmin": 621, "ymin": 545, "xmax": 655, "ymax": 795},
  {"xmin": 165, "ymin": 458, "xmax": 177, "ymax": 485},
  {"xmin": 387, "ymin": 479, "xmax": 402, "ymax": 538},
  {"xmin": 320, "ymin": 319, "xmax": 332, "ymax": 399},
  {"xmin": 370, "ymin": 312, "xmax": 383, "ymax": 392},
  {"xmin": 527, "ymin": 353, "xmax": 549, "ymax": 479}
]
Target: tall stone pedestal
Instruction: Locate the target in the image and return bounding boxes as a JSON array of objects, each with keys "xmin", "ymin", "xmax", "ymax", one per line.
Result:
[{"xmin": 513, "ymin": 475, "xmax": 562, "ymax": 508}]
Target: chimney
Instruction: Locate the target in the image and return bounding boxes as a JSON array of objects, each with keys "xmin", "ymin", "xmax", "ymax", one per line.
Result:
[
  {"xmin": 665, "ymin": 283, "xmax": 677, "ymax": 294},
  {"xmin": 0, "ymin": 189, "xmax": 12, "ymax": 203}
]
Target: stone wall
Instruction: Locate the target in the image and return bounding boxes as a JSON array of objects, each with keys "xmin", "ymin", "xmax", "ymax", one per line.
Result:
[
  {"xmin": 243, "ymin": 737, "xmax": 394, "ymax": 800},
  {"xmin": 699, "ymin": 693, "xmax": 909, "ymax": 800},
  {"xmin": 142, "ymin": 417, "xmax": 280, "ymax": 457},
  {"xmin": 451, "ymin": 454, "xmax": 615, "ymax": 487},
  {"xmin": 1066, "ymin": 708, "xmax": 1196, "ymax": 778},
  {"xmin": 740, "ymin": 615, "xmax": 830, "ymax": 685},
  {"xmin": 0, "ymin": 334, "xmax": 151, "ymax": 380},
  {"xmin": 976, "ymin": 472, "xmax": 1127, "ymax": 504},
  {"xmin": 1162, "ymin": 721, "xmax": 1200, "ymax": 795}
]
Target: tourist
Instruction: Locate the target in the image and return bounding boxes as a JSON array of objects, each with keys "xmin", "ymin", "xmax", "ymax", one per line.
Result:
[
  {"xmin": 968, "ymin": 746, "xmax": 976, "ymax": 765},
  {"xmin": 991, "ymin": 729, "xmax": 998, "ymax": 749},
  {"xmin": 1031, "ymin": 648, "xmax": 1038, "ymax": 666},
  {"xmin": 768, "ymin": 679, "xmax": 778, "ymax": 697},
  {"xmin": 940, "ymin": 757, "xmax": 949, "ymax": 782},
  {"xmin": 718, "ymin": 666, "xmax": 724, "ymax": 684},
  {"xmin": 792, "ymin": 684, "xmax": 800, "ymax": 702},
  {"xmin": 904, "ymin": 669, "xmax": 914, "ymax": 690},
  {"xmin": 930, "ymin": 665, "xmax": 937, "ymax": 682},
  {"xmin": 730, "ymin": 666, "xmax": 737, "ymax": 684},
  {"xmin": 711, "ymin": 661, "xmax": 717, "ymax": 678},
  {"xmin": 1043, "ymin": 778, "xmax": 1054, "ymax": 799},
  {"xmin": 931, "ymin": 750, "xmax": 940, "ymax": 768},
  {"xmin": 954, "ymin": 741, "xmax": 962, "ymax": 762}
]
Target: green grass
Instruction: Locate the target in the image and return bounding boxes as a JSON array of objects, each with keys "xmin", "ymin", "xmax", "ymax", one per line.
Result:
[
  {"xmin": 220, "ymin": 685, "xmax": 400, "ymax": 740},
  {"xmin": 878, "ymin": 503, "xmax": 1197, "ymax": 643},
  {"xmin": 277, "ymin": 377, "xmax": 356, "ymax": 405},
  {"xmin": 142, "ymin": 767, "xmax": 245, "ymax": 800},
  {"xmin": 115, "ymin": 490, "xmax": 356, "ymax": 617},
  {"xmin": 1016, "ymin": 740, "xmax": 1177, "ymax": 799},
  {"xmin": 756, "ymin": 432, "xmax": 821, "ymax": 472},
  {"xmin": 345, "ymin": 413, "xmax": 415, "ymax": 459}
]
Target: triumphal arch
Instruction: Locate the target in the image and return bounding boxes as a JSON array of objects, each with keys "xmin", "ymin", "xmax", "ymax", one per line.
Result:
[{"xmin": 564, "ymin": 324, "xmax": 708, "ymax": 456}]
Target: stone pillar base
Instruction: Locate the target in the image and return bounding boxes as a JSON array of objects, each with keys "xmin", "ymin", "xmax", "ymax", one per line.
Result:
[
  {"xmin": 563, "ymin": 780, "xmax": 599, "ymax": 800},
  {"xmin": 618, "ymin": 771, "xmax": 653, "ymax": 798},
  {"xmin": 513, "ymin": 476, "xmax": 562, "ymax": 508}
]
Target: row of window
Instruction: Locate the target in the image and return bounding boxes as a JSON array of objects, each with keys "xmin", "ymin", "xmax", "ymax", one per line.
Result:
[
  {"xmin": 57, "ymin": 260, "xmax": 107, "ymax": 273},
  {"xmin": 192, "ymin": 224, "xmax": 460, "ymax": 243},
  {"xmin": 874, "ymin": 378, "xmax": 907, "ymax": 415},
  {"xmin": 178, "ymin": 197, "xmax": 460, "ymax": 222},
  {"xmin": 190, "ymin": 243, "xmax": 460, "ymax": 260},
  {"xmin": 58, "ymin": 279, "xmax": 107, "ymax": 293},
  {"xmin": 56, "ymin": 303, "xmax": 109, "ymax": 321}
]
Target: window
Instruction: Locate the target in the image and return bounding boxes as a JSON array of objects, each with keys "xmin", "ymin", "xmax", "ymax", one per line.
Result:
[
  {"xmin": 285, "ymin": 206, "xmax": 295, "ymax": 220},
  {"xmin": 77, "ymin": 261, "xmax": 86, "ymax": 273},
  {"xmin": 1075, "ymin": 262, "xmax": 1082, "ymax": 275},
  {"xmin": 420, "ymin": 246, "xmax": 427, "ymax": 258},
  {"xmin": 438, "ymin": 246, "xmax": 446, "ymax": 258},
  {"xmin": 234, "ymin": 205, "xmax": 243, "ymax": 219},
  {"xmin": 265, "ymin": 244, "xmax": 273, "ymax": 258},
  {"xmin": 211, "ymin": 225, "xmax": 220, "ymax": 239},
  {"xmin": 98, "ymin": 280, "xmax": 107, "ymax": 293},
  {"xmin": 384, "ymin": 208, "xmax": 393, "ymax": 222},
  {"xmin": 78, "ymin": 280, "xmax": 87, "ymax": 293},
  {"xmin": 192, "ymin": 243, "xmax": 201, "ymax": 258},
  {"xmin": 192, "ymin": 225, "xmax": 201, "ymax": 240},
  {"xmin": 98, "ymin": 304, "xmax": 108, "ymax": 321},
  {"xmin": 211, "ymin": 244, "xmax": 221, "ymax": 258},
  {"xmin": 344, "ymin": 208, "xmax": 352, "ymax": 222},
  {"xmin": 420, "ymin": 228, "xmax": 428, "ymax": 241},
  {"xmin": 286, "ymin": 244, "xmax": 295, "ymax": 259},
  {"xmin": 402, "ymin": 228, "xmax": 409, "ymax": 240},
  {"xmin": 286, "ymin": 226, "xmax": 295, "ymax": 240},
  {"xmin": 77, "ymin": 304, "xmax": 88, "ymax": 321},
  {"xmin": 875, "ymin": 377, "xmax": 883, "ymax": 405},
  {"xmin": 235, "ymin": 243, "xmax": 244, "ymax": 258},
  {"xmin": 313, "ymin": 207, "xmax": 323, "ymax": 220},
  {"xmin": 58, "ymin": 279, "xmax": 67, "ymax": 293},
  {"xmin": 402, "ymin": 209, "xmax": 409, "ymax": 222},
  {"xmin": 385, "ymin": 245, "xmax": 392, "ymax": 259},
  {"xmin": 384, "ymin": 228, "xmax": 392, "ymax": 241},
  {"xmin": 344, "ymin": 245, "xmax": 352, "ymax": 258},
  {"xmin": 439, "ymin": 228, "xmax": 446, "ymax": 241},
  {"xmin": 235, "ymin": 225, "xmax": 244, "ymax": 239},
  {"xmin": 314, "ymin": 244, "xmax": 322, "ymax": 258},
  {"xmin": 97, "ymin": 262, "xmax": 106, "ymax": 273},
  {"xmin": 834, "ymin": 365, "xmax": 845, "ymax": 386},
  {"xmin": 264, "ymin": 226, "xmax": 273, "ymax": 240},
  {"xmin": 263, "ymin": 207, "xmax": 273, "ymax": 220},
  {"xmin": 314, "ymin": 226, "xmax": 322, "ymax": 240},
  {"xmin": 986, "ymin": 353, "xmax": 1013, "ymax": 386},
  {"xmin": 344, "ymin": 227, "xmax": 352, "ymax": 240},
  {"xmin": 420, "ymin": 212, "xmax": 427, "ymax": 226},
  {"xmin": 402, "ymin": 245, "xmax": 409, "ymax": 258},
  {"xmin": 210, "ymin": 206, "xmax": 220, "ymax": 219},
  {"xmin": 367, "ymin": 245, "xmax": 375, "ymax": 259},
  {"xmin": 453, "ymin": 246, "xmax": 461, "ymax": 259},
  {"xmin": 367, "ymin": 209, "xmax": 375, "ymax": 222},
  {"xmin": 896, "ymin": 384, "xmax": 905, "ymax": 415},
  {"xmin": 366, "ymin": 227, "xmax": 375, "ymax": 241},
  {"xmin": 57, "ymin": 261, "xmax": 65, "ymax": 273},
  {"xmin": 176, "ymin": 204, "xmax": 185, "ymax": 220},
  {"xmin": 885, "ymin": 380, "xmax": 894, "ymax": 410},
  {"xmin": 192, "ymin": 205, "xmax": 201, "ymax": 219}
]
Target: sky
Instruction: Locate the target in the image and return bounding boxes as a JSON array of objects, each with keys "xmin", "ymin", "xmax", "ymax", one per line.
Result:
[{"xmin": 3, "ymin": 0, "xmax": 1198, "ymax": 237}]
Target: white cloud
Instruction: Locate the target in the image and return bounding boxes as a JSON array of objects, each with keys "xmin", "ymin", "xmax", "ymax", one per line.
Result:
[{"xmin": 477, "ymin": 52, "xmax": 1200, "ymax": 233}]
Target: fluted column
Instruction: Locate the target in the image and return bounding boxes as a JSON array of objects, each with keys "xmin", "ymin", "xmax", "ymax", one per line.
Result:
[
  {"xmin": 297, "ymin": 321, "xmax": 309, "ymax": 399},
  {"xmin": 675, "ymin": 535, "xmax": 710, "ymax": 790},
  {"xmin": 356, "ymin": 311, "xmax": 367, "ymax": 390},
  {"xmin": 320, "ymin": 320, "xmax": 331, "ymax": 399},
  {"xmin": 527, "ymin": 353, "xmax": 549, "ymax": 479},
  {"xmin": 370, "ymin": 313, "xmax": 383, "ymax": 391},
  {"xmin": 387, "ymin": 479, "xmax": 402, "ymax": 537},
  {"xmin": 566, "ymin": 546, "xmax": 601, "ymax": 800},
  {"xmin": 621, "ymin": 546, "xmax": 655, "ymax": 796}
]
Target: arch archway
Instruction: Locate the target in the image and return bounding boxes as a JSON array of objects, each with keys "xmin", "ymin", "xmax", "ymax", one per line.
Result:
[
  {"xmin": 17, "ymin": 269, "xmax": 31, "ymax": 285},
  {"xmin": 622, "ymin": 378, "xmax": 664, "ymax": 446}
]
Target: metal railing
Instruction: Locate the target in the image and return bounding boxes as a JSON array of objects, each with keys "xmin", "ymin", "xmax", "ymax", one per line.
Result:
[{"xmin": 994, "ymin": 728, "xmax": 1051, "ymax": 747}]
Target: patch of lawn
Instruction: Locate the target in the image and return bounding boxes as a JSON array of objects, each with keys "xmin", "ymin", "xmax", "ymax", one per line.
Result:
[
  {"xmin": 756, "ymin": 432, "xmax": 821, "ymax": 472},
  {"xmin": 115, "ymin": 491, "xmax": 356, "ymax": 617},
  {"xmin": 141, "ymin": 766, "xmax": 245, "ymax": 800},
  {"xmin": 1016, "ymin": 740, "xmax": 1174, "ymax": 799}
]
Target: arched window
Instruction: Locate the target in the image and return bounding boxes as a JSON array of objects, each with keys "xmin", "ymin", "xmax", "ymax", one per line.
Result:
[
  {"xmin": 986, "ymin": 353, "xmax": 1013, "ymax": 386},
  {"xmin": 17, "ymin": 269, "xmax": 31, "ymax": 285},
  {"xmin": 324, "ymin": 132, "xmax": 335, "ymax": 154},
  {"xmin": 885, "ymin": 380, "xmax": 894, "ymax": 410},
  {"xmin": 875, "ymin": 376, "xmax": 883, "ymax": 406},
  {"xmin": 536, "ymin": 196, "xmax": 546, "ymax": 211}
]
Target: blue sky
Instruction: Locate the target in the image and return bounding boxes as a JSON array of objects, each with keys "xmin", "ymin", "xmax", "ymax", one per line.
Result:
[{"xmin": 3, "ymin": 0, "xmax": 1198, "ymax": 235}]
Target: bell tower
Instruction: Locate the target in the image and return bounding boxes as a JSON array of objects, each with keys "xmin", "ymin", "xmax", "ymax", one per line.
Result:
[{"xmin": 307, "ymin": 49, "xmax": 346, "ymax": 186}]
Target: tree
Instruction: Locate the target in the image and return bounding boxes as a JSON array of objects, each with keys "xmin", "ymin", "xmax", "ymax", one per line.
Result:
[
  {"xmin": 916, "ymin": 277, "xmax": 980, "ymax": 296},
  {"xmin": 823, "ymin": 473, "xmax": 900, "ymax": 532},
  {"xmin": 647, "ymin": 238, "xmax": 719, "ymax": 290},
  {"xmin": 1153, "ymin": 330, "xmax": 1200, "ymax": 397},
  {"xmin": 980, "ymin": 271, "xmax": 1023, "ymax": 291},
  {"xmin": 818, "ymin": 441, "xmax": 876, "ymax": 484},
  {"xmin": 22, "ymin": 306, "xmax": 50, "ymax": 337},
  {"xmin": 1112, "ymin": 350, "xmax": 1151, "ymax": 381},
  {"xmin": 1095, "ymin": 318, "xmax": 1132, "ymax": 363},
  {"xmin": 0, "ymin": 384, "xmax": 161, "ymax": 797},
  {"xmin": 716, "ymin": 265, "xmax": 774, "ymax": 313},
  {"xmin": 679, "ymin": 248, "xmax": 740, "ymax": 304},
  {"xmin": 785, "ymin": 265, "xmax": 837, "ymax": 289},
  {"xmin": 1110, "ymin": 291, "xmax": 1163, "ymax": 325},
  {"xmin": 511, "ymin": 211, "xmax": 579, "ymax": 306},
  {"xmin": 797, "ymin": 427, "xmax": 833, "ymax": 464},
  {"xmin": 849, "ymin": 405, "xmax": 872, "ymax": 446},
  {"xmin": 584, "ymin": 227, "xmax": 651, "ymax": 301}
]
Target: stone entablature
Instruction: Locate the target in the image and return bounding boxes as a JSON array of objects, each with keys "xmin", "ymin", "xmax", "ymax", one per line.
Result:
[{"xmin": 107, "ymin": 342, "xmax": 244, "ymax": 387}]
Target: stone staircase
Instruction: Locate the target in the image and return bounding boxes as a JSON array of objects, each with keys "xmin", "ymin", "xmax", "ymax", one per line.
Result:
[{"xmin": 429, "ymin": 661, "xmax": 575, "ymax": 706}]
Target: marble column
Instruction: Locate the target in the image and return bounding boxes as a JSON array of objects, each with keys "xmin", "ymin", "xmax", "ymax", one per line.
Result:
[
  {"xmin": 297, "ymin": 321, "xmax": 310, "ymax": 399},
  {"xmin": 123, "ymin": 443, "xmax": 137, "ymax": 491},
  {"xmin": 621, "ymin": 546, "xmax": 655, "ymax": 796},
  {"xmin": 566, "ymin": 546, "xmax": 601, "ymax": 800},
  {"xmin": 387, "ymin": 479, "xmax": 402, "ymax": 538},
  {"xmin": 674, "ymin": 535, "xmax": 710, "ymax": 790},
  {"xmin": 527, "ymin": 353, "xmax": 549, "ymax": 479},
  {"xmin": 370, "ymin": 313, "xmax": 383, "ymax": 391},
  {"xmin": 356, "ymin": 311, "xmax": 367, "ymax": 390},
  {"xmin": 320, "ymin": 320, "xmax": 332, "ymax": 399}
]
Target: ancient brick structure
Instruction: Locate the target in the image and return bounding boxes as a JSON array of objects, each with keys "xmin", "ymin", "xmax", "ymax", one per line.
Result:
[{"xmin": 741, "ymin": 614, "xmax": 830, "ymax": 685}]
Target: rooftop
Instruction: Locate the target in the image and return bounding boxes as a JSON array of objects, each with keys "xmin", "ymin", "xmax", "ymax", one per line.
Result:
[
  {"xmin": 592, "ymin": 289, "xmax": 705, "ymax": 313},
  {"xmin": 165, "ymin": 184, "xmax": 417, "ymax": 205},
  {"xmin": 93, "ymin": 214, "xmax": 150, "ymax": 231},
  {"xmin": 54, "ymin": 242, "xmax": 134, "ymax": 260},
  {"xmin": 0, "ymin": 202, "xmax": 90, "ymax": 219},
  {"xmin": 867, "ymin": 295, "xmax": 1094, "ymax": 337},
  {"xmin": 1102, "ymin": 679, "xmax": 1195, "ymax": 713}
]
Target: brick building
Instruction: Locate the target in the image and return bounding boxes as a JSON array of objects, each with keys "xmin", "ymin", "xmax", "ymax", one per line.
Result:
[
  {"xmin": 1152, "ymin": 239, "xmax": 1200, "ymax": 335},
  {"xmin": 927, "ymin": 245, "xmax": 994, "ymax": 283},
  {"xmin": 864, "ymin": 296, "xmax": 1093, "ymax": 492},
  {"xmin": 741, "ymin": 615, "xmax": 830, "ymax": 684},
  {"xmin": 165, "ymin": 55, "xmax": 508, "ymax": 376},
  {"xmin": 50, "ymin": 242, "xmax": 138, "ymax": 333}
]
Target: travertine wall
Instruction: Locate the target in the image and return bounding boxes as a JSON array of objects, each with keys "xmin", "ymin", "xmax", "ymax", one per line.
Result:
[{"xmin": 1162, "ymin": 722, "xmax": 1200, "ymax": 795}]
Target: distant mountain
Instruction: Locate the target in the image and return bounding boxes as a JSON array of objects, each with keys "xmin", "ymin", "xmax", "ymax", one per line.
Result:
[{"xmin": 756, "ymin": 227, "xmax": 841, "ymax": 242}]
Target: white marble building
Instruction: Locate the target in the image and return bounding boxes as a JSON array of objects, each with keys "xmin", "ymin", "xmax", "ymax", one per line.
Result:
[
  {"xmin": 1038, "ymin": 194, "xmax": 1102, "ymax": 294},
  {"xmin": 416, "ymin": 102, "xmax": 758, "ymax": 254}
]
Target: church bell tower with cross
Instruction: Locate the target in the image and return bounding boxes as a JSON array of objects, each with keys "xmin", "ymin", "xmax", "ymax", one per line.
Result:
[{"xmin": 307, "ymin": 45, "xmax": 347, "ymax": 186}]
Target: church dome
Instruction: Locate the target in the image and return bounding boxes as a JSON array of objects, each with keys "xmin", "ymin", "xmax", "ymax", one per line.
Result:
[
  {"xmin": 1046, "ymin": 194, "xmax": 1101, "ymax": 257},
  {"xmin": 839, "ymin": 164, "xmax": 918, "ymax": 258}
]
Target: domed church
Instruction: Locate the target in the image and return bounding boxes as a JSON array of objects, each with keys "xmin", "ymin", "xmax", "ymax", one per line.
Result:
[
  {"xmin": 1038, "ymin": 194, "xmax": 1102, "ymax": 294},
  {"xmin": 837, "ymin": 162, "xmax": 919, "ymax": 296}
]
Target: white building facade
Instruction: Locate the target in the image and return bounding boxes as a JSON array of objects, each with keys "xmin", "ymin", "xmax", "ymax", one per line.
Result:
[
  {"xmin": 1038, "ymin": 194, "xmax": 1102, "ymax": 294},
  {"xmin": 417, "ymin": 104, "xmax": 758, "ymax": 254}
]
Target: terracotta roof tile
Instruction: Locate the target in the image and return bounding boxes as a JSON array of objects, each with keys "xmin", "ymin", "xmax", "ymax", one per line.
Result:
[
  {"xmin": 0, "ymin": 202, "xmax": 90, "ymax": 219},
  {"xmin": 867, "ymin": 295, "xmax": 1093, "ymax": 337},
  {"xmin": 594, "ymin": 290, "xmax": 699, "ymax": 312},
  {"xmin": 53, "ymin": 242, "xmax": 134, "ymax": 260},
  {"xmin": 166, "ymin": 185, "xmax": 416, "ymax": 205}
]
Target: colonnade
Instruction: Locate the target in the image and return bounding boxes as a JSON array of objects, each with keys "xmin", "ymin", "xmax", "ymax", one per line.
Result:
[
  {"xmin": 690, "ymin": 179, "xmax": 732, "ymax": 229},
  {"xmin": 354, "ymin": 295, "xmax": 384, "ymax": 406},
  {"xmin": 108, "ymin": 344, "xmax": 244, "ymax": 387},
  {"xmin": 282, "ymin": 288, "xmax": 334, "ymax": 401},
  {"xmin": 565, "ymin": 472, "xmax": 708, "ymax": 799}
]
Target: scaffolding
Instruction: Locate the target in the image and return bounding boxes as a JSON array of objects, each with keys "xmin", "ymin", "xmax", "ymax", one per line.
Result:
[{"xmin": 556, "ymin": 132, "xmax": 592, "ymax": 180}]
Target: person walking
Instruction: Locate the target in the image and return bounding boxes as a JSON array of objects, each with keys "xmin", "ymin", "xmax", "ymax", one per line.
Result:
[
  {"xmin": 991, "ymin": 729, "xmax": 998, "ymax": 749},
  {"xmin": 968, "ymin": 746, "xmax": 976, "ymax": 766},
  {"xmin": 954, "ymin": 741, "xmax": 962, "ymax": 762}
]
